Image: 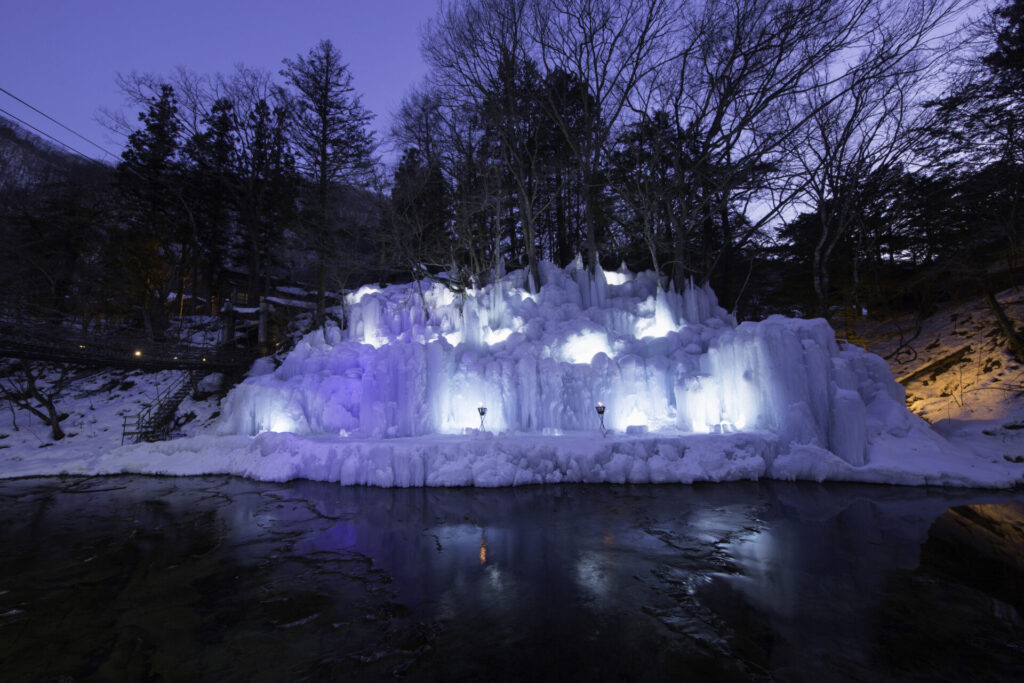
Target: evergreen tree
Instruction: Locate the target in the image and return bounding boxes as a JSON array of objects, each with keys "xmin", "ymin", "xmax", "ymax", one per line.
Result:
[
  {"xmin": 282, "ymin": 39, "xmax": 376, "ymax": 327},
  {"xmin": 390, "ymin": 146, "xmax": 451, "ymax": 277},
  {"xmin": 480, "ymin": 52, "xmax": 551, "ymax": 289},
  {"xmin": 116, "ymin": 84, "xmax": 184, "ymax": 338},
  {"xmin": 182, "ymin": 96, "xmax": 235, "ymax": 307},
  {"xmin": 536, "ymin": 68, "xmax": 592, "ymax": 267},
  {"xmin": 924, "ymin": 0, "xmax": 1024, "ymax": 261},
  {"xmin": 232, "ymin": 97, "xmax": 297, "ymax": 303}
]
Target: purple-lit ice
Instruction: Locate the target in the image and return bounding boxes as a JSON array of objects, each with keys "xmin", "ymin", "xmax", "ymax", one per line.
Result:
[
  {"xmin": 4, "ymin": 261, "xmax": 1021, "ymax": 488},
  {"xmin": 194, "ymin": 260, "xmax": 1016, "ymax": 487}
]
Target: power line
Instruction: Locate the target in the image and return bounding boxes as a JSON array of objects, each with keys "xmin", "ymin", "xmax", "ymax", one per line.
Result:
[
  {"xmin": 0, "ymin": 104, "xmax": 159, "ymax": 194},
  {"xmin": 0, "ymin": 105, "xmax": 105, "ymax": 167},
  {"xmin": 0, "ymin": 86, "xmax": 181, "ymax": 189},
  {"xmin": 0, "ymin": 85, "xmax": 119, "ymax": 161}
]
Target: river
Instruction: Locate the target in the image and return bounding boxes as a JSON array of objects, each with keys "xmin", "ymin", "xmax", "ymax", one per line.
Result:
[{"xmin": 1, "ymin": 476, "xmax": 1022, "ymax": 681}]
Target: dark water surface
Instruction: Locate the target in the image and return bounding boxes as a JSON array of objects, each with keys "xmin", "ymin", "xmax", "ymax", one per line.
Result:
[{"xmin": 1, "ymin": 476, "xmax": 1023, "ymax": 681}]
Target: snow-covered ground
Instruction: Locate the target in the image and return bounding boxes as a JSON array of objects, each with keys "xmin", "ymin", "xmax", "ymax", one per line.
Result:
[
  {"xmin": 855, "ymin": 289, "xmax": 1024, "ymax": 472},
  {"xmin": 2, "ymin": 265, "xmax": 1024, "ymax": 488},
  {"xmin": 0, "ymin": 366, "xmax": 222, "ymax": 467},
  {"xmin": 0, "ymin": 315, "xmax": 224, "ymax": 469}
]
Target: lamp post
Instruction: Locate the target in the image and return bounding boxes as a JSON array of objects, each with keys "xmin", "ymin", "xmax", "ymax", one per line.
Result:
[
  {"xmin": 478, "ymin": 404, "xmax": 487, "ymax": 430},
  {"xmin": 595, "ymin": 401, "xmax": 606, "ymax": 436}
]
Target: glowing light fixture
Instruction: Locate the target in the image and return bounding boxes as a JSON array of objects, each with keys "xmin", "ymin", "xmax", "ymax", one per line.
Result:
[
  {"xmin": 133, "ymin": 349, "xmax": 142, "ymax": 357},
  {"xmin": 478, "ymin": 404, "xmax": 487, "ymax": 430},
  {"xmin": 595, "ymin": 401, "xmax": 607, "ymax": 437}
]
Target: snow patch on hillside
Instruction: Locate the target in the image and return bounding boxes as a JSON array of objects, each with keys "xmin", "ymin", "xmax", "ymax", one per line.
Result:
[{"xmin": 857, "ymin": 289, "xmax": 1024, "ymax": 468}]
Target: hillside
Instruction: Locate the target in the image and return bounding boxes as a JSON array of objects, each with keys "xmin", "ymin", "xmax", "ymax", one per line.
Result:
[{"xmin": 856, "ymin": 288, "xmax": 1024, "ymax": 465}]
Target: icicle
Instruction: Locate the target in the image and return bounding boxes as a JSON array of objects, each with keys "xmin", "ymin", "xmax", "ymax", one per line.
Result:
[{"xmin": 592, "ymin": 261, "xmax": 608, "ymax": 307}]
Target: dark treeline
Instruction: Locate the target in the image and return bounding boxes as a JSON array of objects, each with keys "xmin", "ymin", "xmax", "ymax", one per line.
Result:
[{"xmin": 1, "ymin": 0, "xmax": 1023, "ymax": 341}]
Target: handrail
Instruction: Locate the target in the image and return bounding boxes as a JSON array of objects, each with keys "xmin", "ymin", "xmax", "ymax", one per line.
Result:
[{"xmin": 121, "ymin": 370, "xmax": 199, "ymax": 445}]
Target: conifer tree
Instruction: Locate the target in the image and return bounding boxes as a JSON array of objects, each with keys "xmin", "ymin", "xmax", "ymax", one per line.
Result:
[
  {"xmin": 117, "ymin": 83, "xmax": 184, "ymax": 338},
  {"xmin": 282, "ymin": 39, "xmax": 375, "ymax": 327}
]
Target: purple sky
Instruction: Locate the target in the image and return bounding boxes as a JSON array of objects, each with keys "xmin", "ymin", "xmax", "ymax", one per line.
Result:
[{"xmin": 1, "ymin": 0, "xmax": 438, "ymax": 163}]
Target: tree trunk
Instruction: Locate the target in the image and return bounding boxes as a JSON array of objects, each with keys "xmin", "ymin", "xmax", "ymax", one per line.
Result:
[
  {"xmin": 812, "ymin": 218, "xmax": 831, "ymax": 321},
  {"xmin": 556, "ymin": 168, "xmax": 569, "ymax": 266},
  {"xmin": 583, "ymin": 167, "xmax": 599, "ymax": 273},
  {"xmin": 20, "ymin": 360, "xmax": 65, "ymax": 440},
  {"xmin": 701, "ymin": 212, "xmax": 715, "ymax": 283},
  {"xmin": 247, "ymin": 237, "xmax": 262, "ymax": 307},
  {"xmin": 982, "ymin": 281, "xmax": 1024, "ymax": 363},
  {"xmin": 671, "ymin": 213, "xmax": 690, "ymax": 293},
  {"xmin": 718, "ymin": 204, "xmax": 734, "ymax": 310},
  {"xmin": 519, "ymin": 195, "xmax": 541, "ymax": 293}
]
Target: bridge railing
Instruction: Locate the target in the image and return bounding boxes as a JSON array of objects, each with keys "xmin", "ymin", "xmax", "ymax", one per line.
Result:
[{"xmin": 0, "ymin": 306, "xmax": 256, "ymax": 370}]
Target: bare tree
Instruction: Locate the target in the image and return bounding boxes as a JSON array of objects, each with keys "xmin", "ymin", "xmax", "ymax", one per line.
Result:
[
  {"xmin": 0, "ymin": 361, "xmax": 72, "ymax": 440},
  {"xmin": 643, "ymin": 0, "xmax": 876, "ymax": 293},
  {"xmin": 424, "ymin": 0, "xmax": 553, "ymax": 289},
  {"xmin": 787, "ymin": 0, "xmax": 969, "ymax": 320},
  {"xmin": 533, "ymin": 0, "xmax": 676, "ymax": 272}
]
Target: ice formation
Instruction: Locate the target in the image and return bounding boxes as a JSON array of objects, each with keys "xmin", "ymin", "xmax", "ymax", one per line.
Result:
[
  {"xmin": 217, "ymin": 259, "xmax": 917, "ymax": 470},
  {"xmin": 5, "ymin": 260, "xmax": 1020, "ymax": 487}
]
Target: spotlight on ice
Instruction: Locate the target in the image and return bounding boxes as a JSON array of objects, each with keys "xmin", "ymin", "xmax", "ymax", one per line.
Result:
[
  {"xmin": 558, "ymin": 330, "xmax": 612, "ymax": 364},
  {"xmin": 215, "ymin": 260, "xmax": 931, "ymax": 481}
]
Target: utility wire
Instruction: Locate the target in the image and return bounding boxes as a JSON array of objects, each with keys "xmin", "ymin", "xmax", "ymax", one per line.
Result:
[
  {"xmin": 0, "ymin": 105, "xmax": 105, "ymax": 167},
  {"xmin": 0, "ymin": 85, "xmax": 119, "ymax": 161},
  {"xmin": 0, "ymin": 87, "xmax": 171, "ymax": 188}
]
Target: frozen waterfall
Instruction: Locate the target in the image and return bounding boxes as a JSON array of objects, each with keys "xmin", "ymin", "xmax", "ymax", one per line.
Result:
[{"xmin": 216, "ymin": 260, "xmax": 916, "ymax": 470}]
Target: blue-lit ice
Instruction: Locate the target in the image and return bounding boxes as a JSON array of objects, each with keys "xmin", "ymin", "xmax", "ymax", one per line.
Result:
[
  {"xmin": 8, "ymin": 261, "xmax": 1018, "ymax": 488},
  {"xmin": 168, "ymin": 260, "xmax": 1012, "ymax": 488},
  {"xmin": 219, "ymin": 261, "xmax": 902, "ymax": 450}
]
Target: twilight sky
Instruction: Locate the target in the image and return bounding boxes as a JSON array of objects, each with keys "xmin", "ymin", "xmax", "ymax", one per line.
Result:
[{"xmin": 0, "ymin": 0, "xmax": 438, "ymax": 163}]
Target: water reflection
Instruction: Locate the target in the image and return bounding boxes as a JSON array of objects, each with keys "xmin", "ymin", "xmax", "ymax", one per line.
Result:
[{"xmin": 0, "ymin": 477, "xmax": 1022, "ymax": 681}]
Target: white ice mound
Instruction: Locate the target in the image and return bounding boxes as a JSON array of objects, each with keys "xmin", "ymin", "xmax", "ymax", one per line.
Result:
[{"xmin": 216, "ymin": 260, "xmax": 923, "ymax": 471}]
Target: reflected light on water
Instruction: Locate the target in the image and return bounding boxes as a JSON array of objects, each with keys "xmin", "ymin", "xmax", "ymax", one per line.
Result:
[{"xmin": 4, "ymin": 477, "xmax": 1024, "ymax": 681}]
